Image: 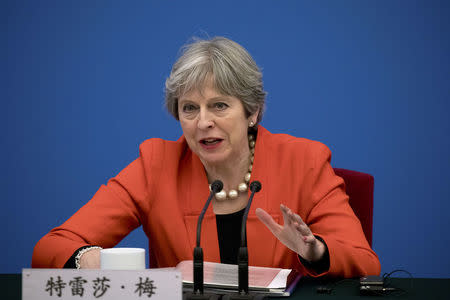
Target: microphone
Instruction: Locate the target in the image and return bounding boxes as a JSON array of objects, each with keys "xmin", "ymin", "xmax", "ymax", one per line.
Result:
[
  {"xmin": 183, "ymin": 180, "xmax": 223, "ymax": 300},
  {"xmin": 223, "ymin": 181, "xmax": 266, "ymax": 300}
]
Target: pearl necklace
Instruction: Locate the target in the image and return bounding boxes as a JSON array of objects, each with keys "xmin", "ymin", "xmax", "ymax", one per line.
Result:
[{"xmin": 209, "ymin": 134, "xmax": 256, "ymax": 201}]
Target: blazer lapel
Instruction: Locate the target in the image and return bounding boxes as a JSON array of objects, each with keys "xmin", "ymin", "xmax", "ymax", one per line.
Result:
[
  {"xmin": 181, "ymin": 149, "xmax": 220, "ymax": 263},
  {"xmin": 246, "ymin": 126, "xmax": 279, "ymax": 266}
]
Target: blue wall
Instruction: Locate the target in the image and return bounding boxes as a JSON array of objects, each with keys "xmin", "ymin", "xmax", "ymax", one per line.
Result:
[{"xmin": 3, "ymin": 1, "xmax": 449, "ymax": 277}]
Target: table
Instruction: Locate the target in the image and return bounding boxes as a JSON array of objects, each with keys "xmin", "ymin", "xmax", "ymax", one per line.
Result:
[
  {"xmin": 279, "ymin": 276, "xmax": 450, "ymax": 299},
  {"xmin": 2, "ymin": 274, "xmax": 450, "ymax": 299}
]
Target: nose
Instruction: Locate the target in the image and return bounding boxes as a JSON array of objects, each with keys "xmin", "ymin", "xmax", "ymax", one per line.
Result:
[{"xmin": 197, "ymin": 108, "xmax": 214, "ymax": 130}]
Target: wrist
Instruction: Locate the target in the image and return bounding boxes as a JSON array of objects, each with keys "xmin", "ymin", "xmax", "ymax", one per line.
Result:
[
  {"xmin": 75, "ymin": 246, "xmax": 102, "ymax": 269},
  {"xmin": 298, "ymin": 236, "xmax": 330, "ymax": 274},
  {"xmin": 310, "ymin": 239, "xmax": 326, "ymax": 262}
]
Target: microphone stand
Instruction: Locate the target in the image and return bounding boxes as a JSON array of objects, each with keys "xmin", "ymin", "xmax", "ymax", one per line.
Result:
[
  {"xmin": 183, "ymin": 180, "xmax": 223, "ymax": 300},
  {"xmin": 223, "ymin": 181, "xmax": 267, "ymax": 300}
]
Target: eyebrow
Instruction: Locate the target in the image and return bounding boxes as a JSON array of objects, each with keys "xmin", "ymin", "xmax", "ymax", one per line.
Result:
[{"xmin": 179, "ymin": 96, "xmax": 230, "ymax": 104}]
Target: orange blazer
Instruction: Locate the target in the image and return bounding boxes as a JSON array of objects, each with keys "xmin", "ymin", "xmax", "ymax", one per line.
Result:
[{"xmin": 32, "ymin": 126, "xmax": 380, "ymax": 277}]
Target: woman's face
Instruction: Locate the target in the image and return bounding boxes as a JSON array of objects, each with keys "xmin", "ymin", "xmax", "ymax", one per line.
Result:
[{"xmin": 178, "ymin": 82, "xmax": 257, "ymax": 167}]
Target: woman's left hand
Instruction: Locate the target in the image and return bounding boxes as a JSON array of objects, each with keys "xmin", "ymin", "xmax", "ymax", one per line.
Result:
[{"xmin": 255, "ymin": 204, "xmax": 325, "ymax": 262}]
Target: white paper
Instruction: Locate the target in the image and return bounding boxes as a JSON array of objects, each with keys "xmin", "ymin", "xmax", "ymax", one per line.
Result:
[
  {"xmin": 267, "ymin": 269, "xmax": 291, "ymax": 289},
  {"xmin": 176, "ymin": 261, "xmax": 290, "ymax": 289}
]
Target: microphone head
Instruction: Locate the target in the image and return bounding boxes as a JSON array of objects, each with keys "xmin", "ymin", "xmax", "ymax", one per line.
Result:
[
  {"xmin": 249, "ymin": 181, "xmax": 262, "ymax": 192},
  {"xmin": 211, "ymin": 180, "xmax": 223, "ymax": 193}
]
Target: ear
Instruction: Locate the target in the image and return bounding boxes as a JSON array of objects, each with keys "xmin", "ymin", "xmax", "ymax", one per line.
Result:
[{"xmin": 248, "ymin": 109, "xmax": 259, "ymax": 126}]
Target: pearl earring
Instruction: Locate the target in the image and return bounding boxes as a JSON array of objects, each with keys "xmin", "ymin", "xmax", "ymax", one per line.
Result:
[{"xmin": 249, "ymin": 121, "xmax": 255, "ymax": 127}]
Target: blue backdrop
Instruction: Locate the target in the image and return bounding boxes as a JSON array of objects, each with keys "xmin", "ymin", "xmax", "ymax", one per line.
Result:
[{"xmin": 3, "ymin": 0, "xmax": 449, "ymax": 278}]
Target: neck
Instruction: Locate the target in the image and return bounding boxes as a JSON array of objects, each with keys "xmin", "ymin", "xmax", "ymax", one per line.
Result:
[{"xmin": 203, "ymin": 147, "xmax": 251, "ymax": 191}]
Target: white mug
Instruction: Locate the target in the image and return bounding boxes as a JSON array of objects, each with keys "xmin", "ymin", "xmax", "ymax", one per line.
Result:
[{"xmin": 100, "ymin": 248, "xmax": 146, "ymax": 270}]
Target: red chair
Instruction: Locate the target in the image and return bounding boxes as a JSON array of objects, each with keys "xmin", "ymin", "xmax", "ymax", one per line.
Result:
[{"xmin": 333, "ymin": 168, "xmax": 374, "ymax": 246}]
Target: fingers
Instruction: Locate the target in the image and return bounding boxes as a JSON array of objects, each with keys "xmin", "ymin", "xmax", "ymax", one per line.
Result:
[
  {"xmin": 292, "ymin": 216, "xmax": 312, "ymax": 236},
  {"xmin": 280, "ymin": 204, "xmax": 293, "ymax": 226},
  {"xmin": 281, "ymin": 204, "xmax": 314, "ymax": 239},
  {"xmin": 281, "ymin": 204, "xmax": 304, "ymax": 227},
  {"xmin": 259, "ymin": 205, "xmax": 316, "ymax": 243},
  {"xmin": 289, "ymin": 210, "xmax": 306, "ymax": 226},
  {"xmin": 255, "ymin": 208, "xmax": 281, "ymax": 235}
]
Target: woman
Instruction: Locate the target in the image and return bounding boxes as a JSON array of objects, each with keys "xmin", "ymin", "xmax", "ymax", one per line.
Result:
[{"xmin": 32, "ymin": 37, "xmax": 380, "ymax": 277}]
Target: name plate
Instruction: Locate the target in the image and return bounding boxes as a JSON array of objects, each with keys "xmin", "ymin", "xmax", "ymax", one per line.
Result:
[{"xmin": 22, "ymin": 268, "xmax": 181, "ymax": 300}]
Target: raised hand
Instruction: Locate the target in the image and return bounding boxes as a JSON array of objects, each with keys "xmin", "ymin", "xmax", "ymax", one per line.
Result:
[{"xmin": 255, "ymin": 204, "xmax": 325, "ymax": 262}]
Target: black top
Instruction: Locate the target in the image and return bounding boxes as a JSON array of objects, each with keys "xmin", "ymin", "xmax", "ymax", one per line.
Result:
[{"xmin": 216, "ymin": 208, "xmax": 246, "ymax": 264}]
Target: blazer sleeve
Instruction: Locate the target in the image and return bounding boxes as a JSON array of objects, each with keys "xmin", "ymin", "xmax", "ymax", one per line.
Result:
[
  {"xmin": 32, "ymin": 155, "xmax": 150, "ymax": 268},
  {"xmin": 297, "ymin": 142, "xmax": 381, "ymax": 277}
]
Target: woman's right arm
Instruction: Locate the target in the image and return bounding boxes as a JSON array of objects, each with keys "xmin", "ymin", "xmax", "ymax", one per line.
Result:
[{"xmin": 32, "ymin": 157, "xmax": 150, "ymax": 268}]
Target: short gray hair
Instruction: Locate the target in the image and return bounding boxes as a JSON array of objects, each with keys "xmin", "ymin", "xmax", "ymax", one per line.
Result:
[{"xmin": 165, "ymin": 37, "xmax": 266, "ymax": 124}]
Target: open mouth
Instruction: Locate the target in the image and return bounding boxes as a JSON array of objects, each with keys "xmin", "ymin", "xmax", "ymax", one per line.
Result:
[{"xmin": 200, "ymin": 138, "xmax": 223, "ymax": 145}]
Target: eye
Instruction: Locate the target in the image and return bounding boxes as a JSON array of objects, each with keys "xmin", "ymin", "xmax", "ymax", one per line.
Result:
[
  {"xmin": 182, "ymin": 104, "xmax": 197, "ymax": 113},
  {"xmin": 213, "ymin": 102, "xmax": 228, "ymax": 111}
]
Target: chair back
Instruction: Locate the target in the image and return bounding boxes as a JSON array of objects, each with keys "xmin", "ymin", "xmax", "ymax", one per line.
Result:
[{"xmin": 333, "ymin": 168, "xmax": 374, "ymax": 246}]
